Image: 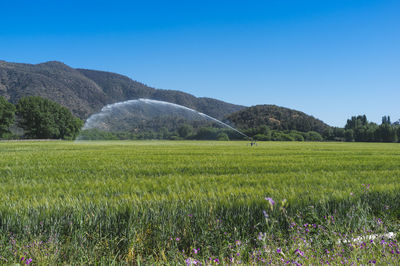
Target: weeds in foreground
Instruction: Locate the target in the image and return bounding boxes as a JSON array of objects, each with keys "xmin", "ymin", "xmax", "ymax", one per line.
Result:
[{"xmin": 1, "ymin": 187, "xmax": 399, "ymax": 264}]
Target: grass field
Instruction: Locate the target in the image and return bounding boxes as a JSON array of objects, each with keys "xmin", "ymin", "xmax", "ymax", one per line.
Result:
[{"xmin": 1, "ymin": 141, "xmax": 399, "ymax": 264}]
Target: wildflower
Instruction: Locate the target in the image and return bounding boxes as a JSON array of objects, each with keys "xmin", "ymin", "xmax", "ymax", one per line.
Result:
[
  {"xmin": 235, "ymin": 240, "xmax": 241, "ymax": 246},
  {"xmin": 185, "ymin": 258, "xmax": 199, "ymax": 265},
  {"xmin": 277, "ymin": 248, "xmax": 282, "ymax": 253},
  {"xmin": 176, "ymin": 237, "xmax": 180, "ymax": 241},
  {"xmin": 263, "ymin": 210, "xmax": 269, "ymax": 218},
  {"xmin": 295, "ymin": 249, "xmax": 304, "ymax": 257},
  {"xmin": 257, "ymin": 232, "xmax": 266, "ymax": 241},
  {"xmin": 265, "ymin": 197, "xmax": 275, "ymax": 206},
  {"xmin": 26, "ymin": 258, "xmax": 32, "ymax": 265},
  {"xmin": 213, "ymin": 258, "xmax": 219, "ymax": 263},
  {"xmin": 188, "ymin": 214, "xmax": 193, "ymax": 217}
]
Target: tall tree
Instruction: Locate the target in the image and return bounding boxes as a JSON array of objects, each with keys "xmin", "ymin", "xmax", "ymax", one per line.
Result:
[
  {"xmin": 375, "ymin": 123, "xmax": 397, "ymax": 142},
  {"xmin": 382, "ymin": 116, "xmax": 391, "ymax": 125},
  {"xmin": 16, "ymin": 96, "xmax": 83, "ymax": 139},
  {"xmin": 0, "ymin": 96, "xmax": 16, "ymax": 138}
]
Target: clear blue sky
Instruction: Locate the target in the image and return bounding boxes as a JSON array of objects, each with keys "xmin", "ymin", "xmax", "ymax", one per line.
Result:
[{"xmin": 1, "ymin": 0, "xmax": 399, "ymax": 126}]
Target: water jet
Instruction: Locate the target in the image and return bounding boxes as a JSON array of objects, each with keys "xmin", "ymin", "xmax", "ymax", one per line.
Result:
[{"xmin": 77, "ymin": 98, "xmax": 249, "ymax": 141}]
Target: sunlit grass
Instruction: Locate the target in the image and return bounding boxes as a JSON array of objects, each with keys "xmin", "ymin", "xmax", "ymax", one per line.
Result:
[{"xmin": 0, "ymin": 141, "xmax": 399, "ymax": 263}]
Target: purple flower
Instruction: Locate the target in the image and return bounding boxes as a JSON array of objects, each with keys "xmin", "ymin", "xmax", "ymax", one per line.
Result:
[
  {"xmin": 263, "ymin": 210, "xmax": 269, "ymax": 218},
  {"xmin": 265, "ymin": 197, "xmax": 275, "ymax": 206},
  {"xmin": 277, "ymin": 248, "xmax": 282, "ymax": 253},
  {"xmin": 175, "ymin": 237, "xmax": 180, "ymax": 241},
  {"xmin": 26, "ymin": 258, "xmax": 32, "ymax": 265},
  {"xmin": 295, "ymin": 249, "xmax": 304, "ymax": 257}
]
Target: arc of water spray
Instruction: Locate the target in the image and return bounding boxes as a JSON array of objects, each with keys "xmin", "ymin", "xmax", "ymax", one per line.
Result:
[{"xmin": 83, "ymin": 98, "xmax": 250, "ymax": 139}]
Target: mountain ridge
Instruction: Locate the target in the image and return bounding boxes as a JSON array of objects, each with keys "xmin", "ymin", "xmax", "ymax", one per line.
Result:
[
  {"xmin": 0, "ymin": 60, "xmax": 331, "ymax": 132},
  {"xmin": 0, "ymin": 60, "xmax": 244, "ymax": 120}
]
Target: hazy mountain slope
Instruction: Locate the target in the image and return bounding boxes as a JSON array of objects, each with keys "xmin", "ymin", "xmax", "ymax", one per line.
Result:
[
  {"xmin": 77, "ymin": 69, "xmax": 243, "ymax": 119},
  {"xmin": 226, "ymin": 104, "xmax": 330, "ymax": 133},
  {"xmin": 0, "ymin": 61, "xmax": 106, "ymax": 118},
  {"xmin": 0, "ymin": 60, "xmax": 244, "ymax": 119}
]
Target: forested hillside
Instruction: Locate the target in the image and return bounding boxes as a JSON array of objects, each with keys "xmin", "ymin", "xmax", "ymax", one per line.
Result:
[
  {"xmin": 0, "ymin": 60, "xmax": 244, "ymax": 119},
  {"xmin": 225, "ymin": 104, "xmax": 329, "ymax": 134}
]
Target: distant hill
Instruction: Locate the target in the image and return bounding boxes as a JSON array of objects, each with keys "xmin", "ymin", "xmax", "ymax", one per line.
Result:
[
  {"xmin": 225, "ymin": 105, "xmax": 330, "ymax": 134},
  {"xmin": 0, "ymin": 60, "xmax": 244, "ymax": 119}
]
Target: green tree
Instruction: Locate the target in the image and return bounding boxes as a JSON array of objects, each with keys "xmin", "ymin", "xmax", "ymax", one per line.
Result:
[
  {"xmin": 306, "ymin": 131, "xmax": 323, "ymax": 141},
  {"xmin": 253, "ymin": 133, "xmax": 270, "ymax": 141},
  {"xmin": 382, "ymin": 115, "xmax": 391, "ymax": 125},
  {"xmin": 397, "ymin": 127, "xmax": 400, "ymax": 143},
  {"xmin": 216, "ymin": 132, "xmax": 229, "ymax": 141},
  {"xmin": 333, "ymin": 127, "xmax": 345, "ymax": 140},
  {"xmin": 177, "ymin": 124, "xmax": 193, "ymax": 138},
  {"xmin": 16, "ymin": 96, "xmax": 83, "ymax": 139},
  {"xmin": 193, "ymin": 127, "xmax": 218, "ymax": 140},
  {"xmin": 0, "ymin": 96, "xmax": 16, "ymax": 138},
  {"xmin": 344, "ymin": 129, "xmax": 354, "ymax": 142},
  {"xmin": 345, "ymin": 115, "xmax": 368, "ymax": 130},
  {"xmin": 375, "ymin": 123, "xmax": 397, "ymax": 142},
  {"xmin": 289, "ymin": 132, "xmax": 305, "ymax": 141}
]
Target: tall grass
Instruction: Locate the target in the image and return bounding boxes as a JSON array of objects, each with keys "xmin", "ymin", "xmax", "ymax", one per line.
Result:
[{"xmin": 0, "ymin": 141, "xmax": 399, "ymax": 263}]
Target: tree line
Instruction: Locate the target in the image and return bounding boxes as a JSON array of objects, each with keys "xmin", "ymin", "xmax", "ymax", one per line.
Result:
[
  {"xmin": 0, "ymin": 95, "xmax": 399, "ymax": 142},
  {"xmin": 0, "ymin": 96, "xmax": 82, "ymax": 140},
  {"xmin": 324, "ymin": 115, "xmax": 400, "ymax": 143},
  {"xmin": 247, "ymin": 115, "xmax": 400, "ymax": 143}
]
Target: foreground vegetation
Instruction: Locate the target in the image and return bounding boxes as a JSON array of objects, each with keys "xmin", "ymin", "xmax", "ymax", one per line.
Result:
[{"xmin": 0, "ymin": 141, "xmax": 399, "ymax": 264}]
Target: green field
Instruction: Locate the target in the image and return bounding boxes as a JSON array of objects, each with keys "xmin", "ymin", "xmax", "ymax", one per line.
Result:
[{"xmin": 1, "ymin": 141, "xmax": 399, "ymax": 264}]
